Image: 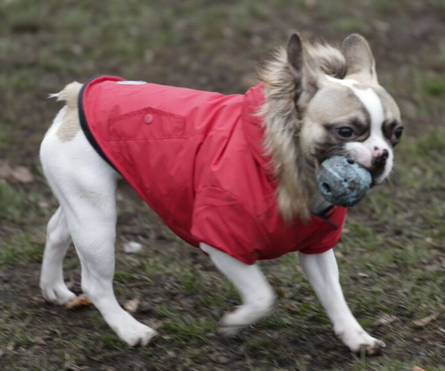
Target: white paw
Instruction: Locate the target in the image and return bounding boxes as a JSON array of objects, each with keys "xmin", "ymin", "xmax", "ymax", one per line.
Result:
[
  {"xmin": 41, "ymin": 283, "xmax": 76, "ymax": 305},
  {"xmin": 113, "ymin": 320, "xmax": 158, "ymax": 346},
  {"xmin": 337, "ymin": 328, "xmax": 386, "ymax": 355},
  {"xmin": 219, "ymin": 301, "xmax": 273, "ymax": 337},
  {"xmin": 219, "ymin": 321, "xmax": 245, "ymax": 337},
  {"xmin": 219, "ymin": 309, "xmax": 248, "ymax": 337}
]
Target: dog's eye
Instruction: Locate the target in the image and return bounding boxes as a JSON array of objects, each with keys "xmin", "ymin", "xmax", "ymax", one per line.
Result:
[
  {"xmin": 394, "ymin": 127, "xmax": 403, "ymax": 140},
  {"xmin": 391, "ymin": 127, "xmax": 404, "ymax": 145},
  {"xmin": 336, "ymin": 127, "xmax": 355, "ymax": 139}
]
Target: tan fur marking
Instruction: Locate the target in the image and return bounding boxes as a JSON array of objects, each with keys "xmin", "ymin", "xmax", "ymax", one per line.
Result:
[
  {"xmin": 56, "ymin": 82, "xmax": 82, "ymax": 142},
  {"xmin": 306, "ymin": 85, "xmax": 367, "ymax": 125}
]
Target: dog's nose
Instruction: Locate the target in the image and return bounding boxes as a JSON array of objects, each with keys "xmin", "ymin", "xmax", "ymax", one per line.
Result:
[{"xmin": 374, "ymin": 149, "xmax": 389, "ymax": 166}]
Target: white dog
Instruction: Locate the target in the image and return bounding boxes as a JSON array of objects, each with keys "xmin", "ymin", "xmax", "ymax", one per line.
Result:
[{"xmin": 39, "ymin": 33, "xmax": 403, "ymax": 354}]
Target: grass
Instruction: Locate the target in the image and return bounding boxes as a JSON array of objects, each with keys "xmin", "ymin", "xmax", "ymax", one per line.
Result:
[
  {"xmin": 336, "ymin": 18, "xmax": 370, "ymax": 33},
  {"xmin": 0, "ymin": 307, "xmax": 36, "ymax": 349},
  {"xmin": 0, "ymin": 123, "xmax": 15, "ymax": 150},
  {"xmin": 162, "ymin": 315, "xmax": 216, "ymax": 343},
  {"xmin": 0, "ymin": 180, "xmax": 28, "ymax": 222},
  {"xmin": 0, "ymin": 231, "xmax": 43, "ymax": 266},
  {"xmin": 421, "ymin": 74, "xmax": 445, "ymax": 97}
]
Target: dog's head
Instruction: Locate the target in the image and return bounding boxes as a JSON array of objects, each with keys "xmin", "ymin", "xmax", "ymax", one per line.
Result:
[
  {"xmin": 260, "ymin": 33, "xmax": 402, "ymax": 220},
  {"xmin": 289, "ymin": 33, "xmax": 403, "ymax": 185}
]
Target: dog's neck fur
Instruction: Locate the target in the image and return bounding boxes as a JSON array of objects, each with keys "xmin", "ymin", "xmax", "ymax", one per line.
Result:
[{"xmin": 258, "ymin": 44, "xmax": 346, "ymax": 222}]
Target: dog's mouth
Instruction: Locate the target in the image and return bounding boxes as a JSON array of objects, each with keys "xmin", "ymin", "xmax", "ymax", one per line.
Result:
[
  {"xmin": 369, "ymin": 160, "xmax": 389, "ymax": 187},
  {"xmin": 313, "ymin": 143, "xmax": 391, "ymax": 190},
  {"xmin": 314, "ymin": 145, "xmax": 348, "ymax": 167},
  {"xmin": 371, "ymin": 174, "xmax": 387, "ymax": 187},
  {"xmin": 318, "ymin": 153, "xmax": 380, "ymax": 190}
]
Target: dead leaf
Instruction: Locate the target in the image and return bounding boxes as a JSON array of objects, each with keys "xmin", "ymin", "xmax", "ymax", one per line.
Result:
[
  {"xmin": 0, "ymin": 162, "xmax": 12, "ymax": 178},
  {"xmin": 100, "ymin": 366, "xmax": 117, "ymax": 371},
  {"xmin": 374, "ymin": 314, "xmax": 399, "ymax": 327},
  {"xmin": 286, "ymin": 302, "xmax": 299, "ymax": 313},
  {"xmin": 10, "ymin": 166, "xmax": 33, "ymax": 183},
  {"xmin": 413, "ymin": 312, "xmax": 440, "ymax": 327},
  {"xmin": 65, "ymin": 294, "xmax": 92, "ymax": 310},
  {"xmin": 334, "ymin": 251, "xmax": 344, "ymax": 259},
  {"xmin": 124, "ymin": 297, "xmax": 140, "ymax": 313},
  {"xmin": 6, "ymin": 343, "xmax": 15, "ymax": 351},
  {"xmin": 0, "ymin": 162, "xmax": 30, "ymax": 183},
  {"xmin": 413, "ymin": 305, "xmax": 445, "ymax": 328},
  {"xmin": 411, "ymin": 366, "xmax": 426, "ymax": 371},
  {"xmin": 38, "ymin": 201, "xmax": 50, "ymax": 210},
  {"xmin": 123, "ymin": 241, "xmax": 142, "ymax": 254},
  {"xmin": 0, "ymin": 161, "xmax": 34, "ymax": 183},
  {"xmin": 33, "ymin": 336, "xmax": 46, "ymax": 345},
  {"xmin": 209, "ymin": 353, "xmax": 231, "ymax": 364}
]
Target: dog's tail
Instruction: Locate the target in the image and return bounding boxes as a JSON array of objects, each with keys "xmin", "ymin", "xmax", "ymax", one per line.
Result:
[{"xmin": 49, "ymin": 81, "xmax": 82, "ymax": 109}]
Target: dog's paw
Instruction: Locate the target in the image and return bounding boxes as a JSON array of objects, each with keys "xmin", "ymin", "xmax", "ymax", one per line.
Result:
[
  {"xmin": 41, "ymin": 283, "xmax": 76, "ymax": 305},
  {"xmin": 337, "ymin": 329, "xmax": 386, "ymax": 355},
  {"xmin": 114, "ymin": 321, "xmax": 158, "ymax": 346},
  {"xmin": 218, "ymin": 323, "xmax": 244, "ymax": 337},
  {"xmin": 353, "ymin": 338, "xmax": 386, "ymax": 356},
  {"xmin": 219, "ymin": 300, "xmax": 274, "ymax": 337},
  {"xmin": 218, "ymin": 308, "xmax": 250, "ymax": 337}
]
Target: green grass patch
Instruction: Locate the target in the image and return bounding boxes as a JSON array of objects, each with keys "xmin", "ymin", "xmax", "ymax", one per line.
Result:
[
  {"xmin": 0, "ymin": 307, "xmax": 37, "ymax": 349},
  {"xmin": 400, "ymin": 129, "xmax": 445, "ymax": 159},
  {"xmin": 0, "ymin": 123, "xmax": 15, "ymax": 149},
  {"xmin": 395, "ymin": 128, "xmax": 445, "ymax": 191},
  {"xmin": 336, "ymin": 18, "xmax": 369, "ymax": 32},
  {"xmin": 0, "ymin": 179, "xmax": 29, "ymax": 222},
  {"xmin": 421, "ymin": 74, "xmax": 445, "ymax": 97},
  {"xmin": 162, "ymin": 314, "xmax": 216, "ymax": 343},
  {"xmin": 0, "ymin": 231, "xmax": 43, "ymax": 265}
]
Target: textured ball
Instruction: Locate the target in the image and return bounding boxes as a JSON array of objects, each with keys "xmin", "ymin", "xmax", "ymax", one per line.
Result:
[{"xmin": 316, "ymin": 156, "xmax": 372, "ymax": 207}]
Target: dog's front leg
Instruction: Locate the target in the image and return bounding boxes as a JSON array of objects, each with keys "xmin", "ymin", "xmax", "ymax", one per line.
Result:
[
  {"xmin": 298, "ymin": 249, "xmax": 385, "ymax": 355},
  {"xmin": 200, "ymin": 243, "xmax": 276, "ymax": 336}
]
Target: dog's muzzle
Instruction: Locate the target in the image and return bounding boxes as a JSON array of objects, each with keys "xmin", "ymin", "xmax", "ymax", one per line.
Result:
[{"xmin": 370, "ymin": 149, "xmax": 389, "ymax": 185}]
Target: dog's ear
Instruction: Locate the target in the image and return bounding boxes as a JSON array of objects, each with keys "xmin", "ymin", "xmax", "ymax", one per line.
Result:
[
  {"xmin": 342, "ymin": 34, "xmax": 378, "ymax": 83},
  {"xmin": 287, "ymin": 33, "xmax": 319, "ymax": 106}
]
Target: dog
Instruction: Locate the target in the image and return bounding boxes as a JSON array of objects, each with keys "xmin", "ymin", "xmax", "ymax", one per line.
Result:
[{"xmin": 39, "ymin": 33, "xmax": 403, "ymax": 354}]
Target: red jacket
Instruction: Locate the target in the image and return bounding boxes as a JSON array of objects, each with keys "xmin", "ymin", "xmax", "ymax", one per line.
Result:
[{"xmin": 79, "ymin": 76, "xmax": 347, "ymax": 264}]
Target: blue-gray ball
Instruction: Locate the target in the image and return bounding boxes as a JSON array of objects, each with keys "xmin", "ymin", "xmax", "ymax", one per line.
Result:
[{"xmin": 316, "ymin": 156, "xmax": 372, "ymax": 207}]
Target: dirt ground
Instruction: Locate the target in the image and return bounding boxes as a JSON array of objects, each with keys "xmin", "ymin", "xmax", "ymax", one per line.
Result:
[{"xmin": 1, "ymin": 1, "xmax": 445, "ymax": 370}]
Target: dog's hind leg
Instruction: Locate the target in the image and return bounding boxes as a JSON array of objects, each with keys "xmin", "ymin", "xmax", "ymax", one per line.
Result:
[
  {"xmin": 65, "ymin": 192, "xmax": 157, "ymax": 346},
  {"xmin": 40, "ymin": 108, "xmax": 157, "ymax": 346},
  {"xmin": 56, "ymin": 159, "xmax": 156, "ymax": 346},
  {"xmin": 200, "ymin": 243, "xmax": 276, "ymax": 336},
  {"xmin": 40, "ymin": 206, "xmax": 76, "ymax": 305}
]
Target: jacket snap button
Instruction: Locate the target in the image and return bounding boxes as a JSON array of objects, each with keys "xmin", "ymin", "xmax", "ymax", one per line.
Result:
[{"xmin": 144, "ymin": 114, "xmax": 153, "ymax": 124}]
